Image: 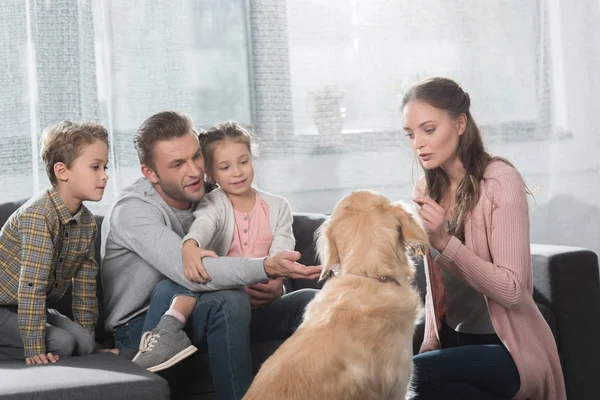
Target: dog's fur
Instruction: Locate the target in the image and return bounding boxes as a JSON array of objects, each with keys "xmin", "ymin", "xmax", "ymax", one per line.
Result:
[{"xmin": 243, "ymin": 190, "xmax": 429, "ymax": 400}]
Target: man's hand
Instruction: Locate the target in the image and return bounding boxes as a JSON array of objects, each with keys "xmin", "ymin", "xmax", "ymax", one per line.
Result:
[
  {"xmin": 182, "ymin": 240, "xmax": 217, "ymax": 283},
  {"xmin": 263, "ymin": 251, "xmax": 322, "ymax": 280},
  {"xmin": 246, "ymin": 278, "xmax": 284, "ymax": 309},
  {"xmin": 25, "ymin": 352, "xmax": 60, "ymax": 365}
]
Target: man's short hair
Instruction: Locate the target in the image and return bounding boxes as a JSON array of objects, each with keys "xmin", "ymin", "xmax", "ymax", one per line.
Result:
[
  {"xmin": 133, "ymin": 111, "xmax": 198, "ymax": 170},
  {"xmin": 40, "ymin": 120, "xmax": 109, "ymax": 186}
]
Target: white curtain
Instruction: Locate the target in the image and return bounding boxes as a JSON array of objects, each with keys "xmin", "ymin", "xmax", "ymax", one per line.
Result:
[
  {"xmin": 1, "ymin": 0, "xmax": 599, "ymax": 256},
  {"xmin": 0, "ymin": 0, "xmax": 252, "ymax": 208}
]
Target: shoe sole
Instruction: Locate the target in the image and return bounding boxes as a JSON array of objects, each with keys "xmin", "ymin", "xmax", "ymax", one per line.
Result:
[{"xmin": 146, "ymin": 345, "xmax": 199, "ymax": 373}]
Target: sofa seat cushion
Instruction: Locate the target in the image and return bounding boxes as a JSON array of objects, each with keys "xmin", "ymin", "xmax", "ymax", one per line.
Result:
[{"xmin": 0, "ymin": 353, "xmax": 169, "ymax": 400}]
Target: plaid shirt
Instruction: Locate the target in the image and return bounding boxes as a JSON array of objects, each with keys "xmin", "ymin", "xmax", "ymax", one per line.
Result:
[{"xmin": 0, "ymin": 187, "xmax": 98, "ymax": 357}]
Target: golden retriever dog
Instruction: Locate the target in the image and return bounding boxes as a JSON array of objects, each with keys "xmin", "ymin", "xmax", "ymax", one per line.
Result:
[{"xmin": 243, "ymin": 190, "xmax": 429, "ymax": 400}]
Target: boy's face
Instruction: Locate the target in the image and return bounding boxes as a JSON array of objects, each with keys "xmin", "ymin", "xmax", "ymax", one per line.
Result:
[{"xmin": 65, "ymin": 140, "xmax": 110, "ymax": 202}]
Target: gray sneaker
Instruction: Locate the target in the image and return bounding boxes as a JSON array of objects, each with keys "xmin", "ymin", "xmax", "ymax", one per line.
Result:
[{"xmin": 132, "ymin": 328, "xmax": 198, "ymax": 373}]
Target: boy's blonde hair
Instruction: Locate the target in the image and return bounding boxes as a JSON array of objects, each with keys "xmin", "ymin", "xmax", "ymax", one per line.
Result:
[{"xmin": 40, "ymin": 120, "xmax": 109, "ymax": 186}]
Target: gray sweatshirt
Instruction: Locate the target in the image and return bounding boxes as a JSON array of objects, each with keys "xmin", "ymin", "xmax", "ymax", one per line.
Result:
[{"xmin": 101, "ymin": 178, "xmax": 269, "ymax": 332}]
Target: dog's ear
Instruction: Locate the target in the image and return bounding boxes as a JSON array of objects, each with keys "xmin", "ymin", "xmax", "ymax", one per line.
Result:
[
  {"xmin": 391, "ymin": 202, "xmax": 429, "ymax": 253},
  {"xmin": 315, "ymin": 218, "xmax": 340, "ymax": 281}
]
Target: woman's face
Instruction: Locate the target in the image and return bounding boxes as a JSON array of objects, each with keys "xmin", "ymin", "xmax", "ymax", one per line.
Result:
[{"xmin": 402, "ymin": 100, "xmax": 465, "ymax": 170}]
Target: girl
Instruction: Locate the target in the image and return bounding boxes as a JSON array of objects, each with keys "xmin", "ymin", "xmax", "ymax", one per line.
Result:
[
  {"xmin": 402, "ymin": 77, "xmax": 566, "ymax": 399},
  {"xmin": 181, "ymin": 121, "xmax": 295, "ymax": 294},
  {"xmin": 132, "ymin": 121, "xmax": 296, "ymax": 373}
]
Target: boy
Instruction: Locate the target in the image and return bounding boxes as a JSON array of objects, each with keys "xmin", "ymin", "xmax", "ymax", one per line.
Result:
[{"xmin": 0, "ymin": 120, "xmax": 109, "ymax": 364}]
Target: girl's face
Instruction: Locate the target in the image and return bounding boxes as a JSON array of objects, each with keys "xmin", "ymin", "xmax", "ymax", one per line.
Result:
[
  {"xmin": 402, "ymin": 100, "xmax": 466, "ymax": 171},
  {"xmin": 209, "ymin": 139, "xmax": 255, "ymax": 197}
]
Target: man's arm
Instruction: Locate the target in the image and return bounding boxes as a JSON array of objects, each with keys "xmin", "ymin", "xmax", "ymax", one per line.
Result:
[
  {"xmin": 71, "ymin": 227, "xmax": 98, "ymax": 335},
  {"xmin": 110, "ymin": 197, "xmax": 269, "ymax": 291}
]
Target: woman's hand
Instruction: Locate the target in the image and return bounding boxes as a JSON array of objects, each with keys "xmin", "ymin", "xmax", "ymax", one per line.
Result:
[
  {"xmin": 413, "ymin": 196, "xmax": 451, "ymax": 252},
  {"xmin": 182, "ymin": 240, "xmax": 218, "ymax": 283}
]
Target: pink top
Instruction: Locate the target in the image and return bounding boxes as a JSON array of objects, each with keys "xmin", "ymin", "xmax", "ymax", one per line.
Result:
[
  {"xmin": 227, "ymin": 194, "xmax": 273, "ymax": 258},
  {"xmin": 416, "ymin": 160, "xmax": 566, "ymax": 400}
]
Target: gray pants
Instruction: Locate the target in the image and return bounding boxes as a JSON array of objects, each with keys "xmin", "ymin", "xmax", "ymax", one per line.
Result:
[{"xmin": 0, "ymin": 307, "xmax": 95, "ymax": 361}]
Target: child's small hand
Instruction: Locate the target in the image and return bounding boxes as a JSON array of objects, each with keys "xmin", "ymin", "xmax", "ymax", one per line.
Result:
[
  {"xmin": 182, "ymin": 240, "xmax": 217, "ymax": 283},
  {"xmin": 25, "ymin": 352, "xmax": 60, "ymax": 365}
]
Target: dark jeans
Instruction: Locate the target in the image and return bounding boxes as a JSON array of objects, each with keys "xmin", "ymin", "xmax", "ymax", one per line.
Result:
[
  {"xmin": 412, "ymin": 322, "xmax": 521, "ymax": 400},
  {"xmin": 114, "ymin": 279, "xmax": 317, "ymax": 400}
]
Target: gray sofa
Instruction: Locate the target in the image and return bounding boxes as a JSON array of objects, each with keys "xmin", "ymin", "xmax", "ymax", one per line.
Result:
[{"xmin": 1, "ymin": 200, "xmax": 599, "ymax": 400}]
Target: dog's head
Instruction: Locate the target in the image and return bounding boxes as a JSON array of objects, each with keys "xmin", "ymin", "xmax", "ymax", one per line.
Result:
[{"xmin": 316, "ymin": 190, "xmax": 429, "ymax": 284}]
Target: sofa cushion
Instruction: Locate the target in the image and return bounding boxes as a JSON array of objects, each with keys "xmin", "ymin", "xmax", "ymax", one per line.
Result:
[
  {"xmin": 0, "ymin": 198, "xmax": 28, "ymax": 226},
  {"xmin": 0, "ymin": 352, "xmax": 169, "ymax": 400}
]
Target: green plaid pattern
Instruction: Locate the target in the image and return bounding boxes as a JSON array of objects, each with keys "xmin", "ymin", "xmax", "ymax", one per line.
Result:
[{"xmin": 0, "ymin": 187, "xmax": 98, "ymax": 357}]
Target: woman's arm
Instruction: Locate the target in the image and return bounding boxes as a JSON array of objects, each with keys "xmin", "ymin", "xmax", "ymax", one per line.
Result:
[{"xmin": 435, "ymin": 169, "xmax": 531, "ymax": 308}]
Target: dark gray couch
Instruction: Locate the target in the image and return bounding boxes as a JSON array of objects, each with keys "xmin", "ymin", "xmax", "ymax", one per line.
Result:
[{"xmin": 1, "ymin": 200, "xmax": 599, "ymax": 400}]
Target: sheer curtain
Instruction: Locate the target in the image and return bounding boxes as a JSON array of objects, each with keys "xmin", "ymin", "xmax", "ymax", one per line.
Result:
[
  {"xmin": 0, "ymin": 0, "xmax": 252, "ymax": 212},
  {"xmin": 1, "ymin": 0, "xmax": 599, "ymax": 256}
]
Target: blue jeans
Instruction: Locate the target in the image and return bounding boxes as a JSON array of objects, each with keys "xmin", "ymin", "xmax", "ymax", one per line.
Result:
[
  {"xmin": 114, "ymin": 279, "xmax": 317, "ymax": 400},
  {"xmin": 412, "ymin": 323, "xmax": 520, "ymax": 399}
]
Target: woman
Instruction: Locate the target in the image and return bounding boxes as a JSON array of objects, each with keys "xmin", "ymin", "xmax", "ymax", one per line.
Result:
[{"xmin": 402, "ymin": 77, "xmax": 566, "ymax": 400}]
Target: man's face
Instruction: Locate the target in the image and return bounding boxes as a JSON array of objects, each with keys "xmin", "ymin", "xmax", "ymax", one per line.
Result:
[{"xmin": 145, "ymin": 132, "xmax": 205, "ymax": 210}]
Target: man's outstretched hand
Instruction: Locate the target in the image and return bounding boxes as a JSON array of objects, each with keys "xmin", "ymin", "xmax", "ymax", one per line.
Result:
[{"xmin": 263, "ymin": 251, "xmax": 322, "ymax": 280}]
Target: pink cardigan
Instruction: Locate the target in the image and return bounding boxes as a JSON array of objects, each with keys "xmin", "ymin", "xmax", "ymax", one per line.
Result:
[{"xmin": 416, "ymin": 160, "xmax": 566, "ymax": 400}]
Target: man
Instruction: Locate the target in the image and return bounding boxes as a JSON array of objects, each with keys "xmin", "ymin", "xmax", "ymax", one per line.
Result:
[{"xmin": 101, "ymin": 111, "xmax": 321, "ymax": 399}]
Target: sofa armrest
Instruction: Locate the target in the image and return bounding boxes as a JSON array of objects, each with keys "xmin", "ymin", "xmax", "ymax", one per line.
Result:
[{"xmin": 530, "ymin": 244, "xmax": 600, "ymax": 400}]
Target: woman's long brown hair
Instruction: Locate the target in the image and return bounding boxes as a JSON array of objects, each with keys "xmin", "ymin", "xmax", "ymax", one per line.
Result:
[{"xmin": 401, "ymin": 77, "xmax": 520, "ymax": 241}]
